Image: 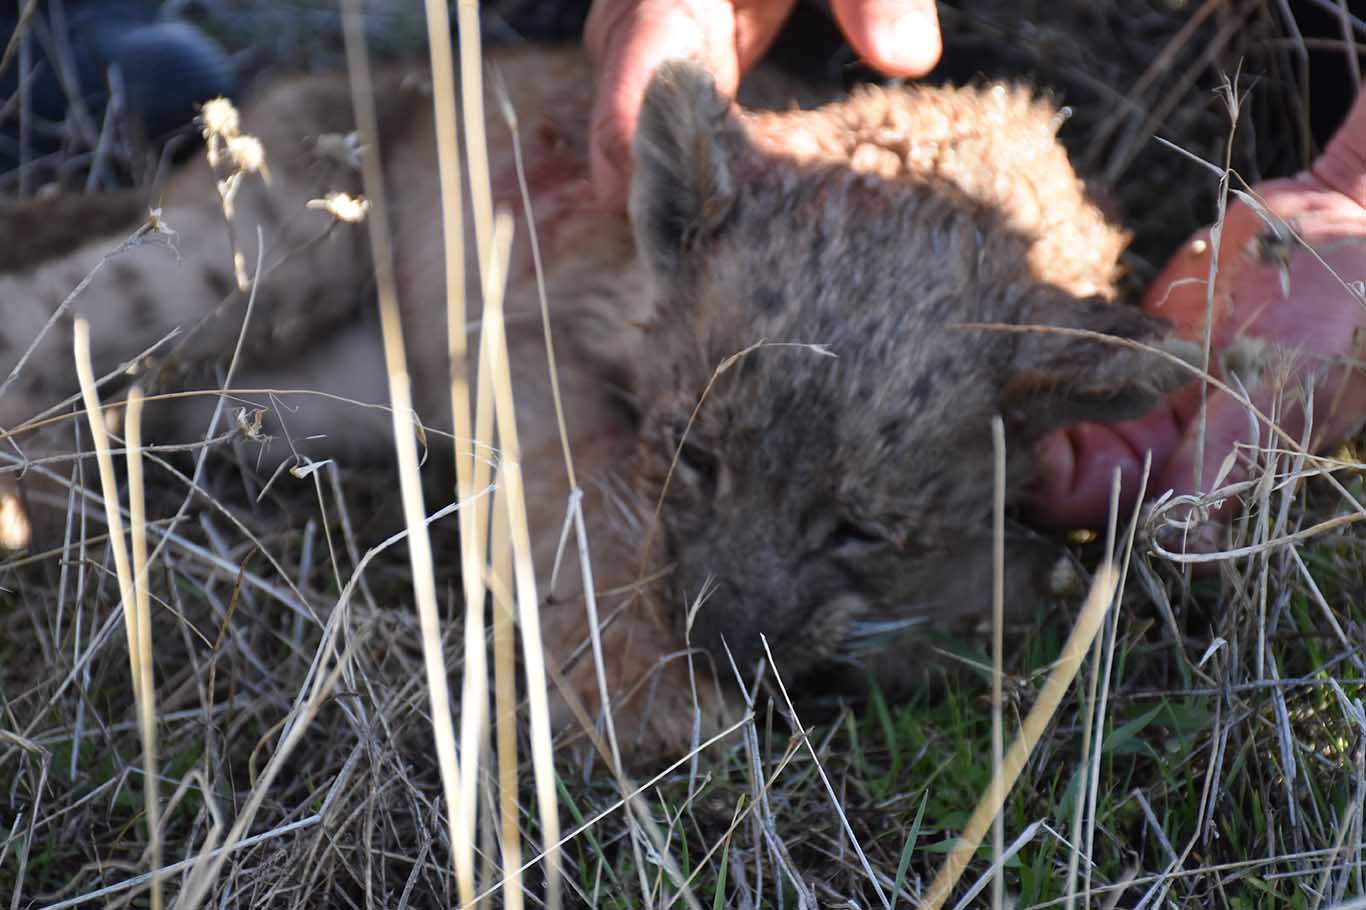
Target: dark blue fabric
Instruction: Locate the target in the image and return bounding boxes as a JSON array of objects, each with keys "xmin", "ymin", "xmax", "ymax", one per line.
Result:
[{"xmin": 0, "ymin": 1, "xmax": 235, "ymax": 173}]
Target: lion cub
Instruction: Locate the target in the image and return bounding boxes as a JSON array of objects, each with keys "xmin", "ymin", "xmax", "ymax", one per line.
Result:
[{"xmin": 0, "ymin": 47, "xmax": 1184, "ymax": 757}]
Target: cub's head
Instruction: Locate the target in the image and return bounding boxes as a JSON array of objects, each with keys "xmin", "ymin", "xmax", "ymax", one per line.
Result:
[{"xmin": 626, "ymin": 63, "xmax": 1184, "ymax": 677}]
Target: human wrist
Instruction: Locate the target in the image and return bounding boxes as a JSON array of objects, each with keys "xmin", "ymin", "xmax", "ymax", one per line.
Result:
[{"xmin": 1312, "ymin": 88, "xmax": 1366, "ymax": 207}]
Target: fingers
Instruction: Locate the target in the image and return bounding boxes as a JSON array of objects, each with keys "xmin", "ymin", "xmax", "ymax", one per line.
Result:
[
  {"xmin": 1158, "ymin": 359, "xmax": 1366, "ymax": 504},
  {"xmin": 586, "ymin": 0, "xmax": 794, "ymax": 210},
  {"xmin": 1041, "ymin": 123, "xmax": 1366, "ymax": 536},
  {"xmin": 1030, "ymin": 400, "xmax": 1185, "ymax": 529},
  {"xmin": 586, "ymin": 0, "xmax": 738, "ymax": 209},
  {"xmin": 587, "ymin": 0, "xmax": 936, "ymax": 209},
  {"xmin": 733, "ymin": 0, "xmax": 799, "ymax": 71},
  {"xmin": 830, "ymin": 0, "xmax": 942, "ymax": 77},
  {"xmin": 1149, "ymin": 384, "xmax": 1272, "ymax": 538},
  {"xmin": 1312, "ymin": 88, "xmax": 1366, "ymax": 208}
]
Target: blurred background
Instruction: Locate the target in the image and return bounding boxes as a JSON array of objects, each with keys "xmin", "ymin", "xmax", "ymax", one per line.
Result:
[{"xmin": 2, "ymin": 0, "xmax": 1363, "ymax": 279}]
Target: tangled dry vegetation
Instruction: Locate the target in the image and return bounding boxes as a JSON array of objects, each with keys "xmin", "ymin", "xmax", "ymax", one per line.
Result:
[{"xmin": 2, "ymin": 1, "xmax": 1365, "ymax": 908}]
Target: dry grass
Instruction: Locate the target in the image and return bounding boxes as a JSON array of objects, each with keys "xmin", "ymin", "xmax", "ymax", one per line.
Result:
[{"xmin": 2, "ymin": 1, "xmax": 1365, "ymax": 908}]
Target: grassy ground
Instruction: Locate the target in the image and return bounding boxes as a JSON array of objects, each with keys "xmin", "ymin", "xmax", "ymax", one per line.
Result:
[{"xmin": 2, "ymin": 1, "xmax": 1365, "ymax": 908}]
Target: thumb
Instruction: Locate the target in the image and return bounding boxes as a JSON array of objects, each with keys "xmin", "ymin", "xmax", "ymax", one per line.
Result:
[
  {"xmin": 1029, "ymin": 400, "xmax": 1186, "ymax": 529},
  {"xmin": 1154, "ymin": 383, "xmax": 1294, "ymax": 518},
  {"xmin": 830, "ymin": 0, "xmax": 942, "ymax": 78},
  {"xmin": 1139, "ymin": 386, "xmax": 1270, "ymax": 556}
]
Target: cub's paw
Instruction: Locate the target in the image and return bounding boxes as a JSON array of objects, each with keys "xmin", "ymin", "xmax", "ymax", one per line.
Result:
[
  {"xmin": 555, "ymin": 642, "xmax": 742, "ymax": 766},
  {"xmin": 614, "ymin": 654, "xmax": 741, "ymax": 761}
]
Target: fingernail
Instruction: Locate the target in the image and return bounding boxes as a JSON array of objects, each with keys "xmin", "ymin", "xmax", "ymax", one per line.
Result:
[{"xmin": 869, "ymin": 11, "xmax": 939, "ymax": 75}]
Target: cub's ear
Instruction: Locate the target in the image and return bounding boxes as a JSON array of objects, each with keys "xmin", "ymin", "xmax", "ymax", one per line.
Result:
[
  {"xmin": 1001, "ymin": 290, "xmax": 1196, "ymax": 436},
  {"xmin": 630, "ymin": 61, "xmax": 742, "ymax": 278}
]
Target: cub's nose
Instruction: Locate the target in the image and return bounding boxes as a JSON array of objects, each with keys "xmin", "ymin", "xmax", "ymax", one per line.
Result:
[{"xmin": 679, "ymin": 578, "xmax": 766, "ymax": 675}]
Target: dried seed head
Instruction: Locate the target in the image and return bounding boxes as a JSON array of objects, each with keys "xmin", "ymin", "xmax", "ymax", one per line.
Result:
[
  {"xmin": 199, "ymin": 97, "xmax": 241, "ymax": 140},
  {"xmin": 200, "ymin": 97, "xmax": 242, "ymax": 168},
  {"xmin": 226, "ymin": 135, "xmax": 267, "ymax": 175},
  {"xmin": 307, "ymin": 192, "xmax": 370, "ymax": 224},
  {"xmin": 236, "ymin": 407, "xmax": 266, "ymax": 442}
]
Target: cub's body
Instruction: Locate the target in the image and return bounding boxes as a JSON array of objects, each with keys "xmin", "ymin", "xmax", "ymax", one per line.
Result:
[{"xmin": 0, "ymin": 47, "xmax": 1180, "ymax": 756}]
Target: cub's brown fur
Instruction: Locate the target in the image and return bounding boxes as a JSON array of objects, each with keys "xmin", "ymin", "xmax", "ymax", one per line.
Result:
[{"xmin": 0, "ymin": 47, "xmax": 1185, "ymax": 758}]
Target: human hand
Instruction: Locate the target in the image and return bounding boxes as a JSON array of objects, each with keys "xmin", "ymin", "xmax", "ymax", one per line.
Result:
[
  {"xmin": 585, "ymin": 0, "xmax": 942, "ymax": 209},
  {"xmin": 1033, "ymin": 119, "xmax": 1366, "ymax": 533}
]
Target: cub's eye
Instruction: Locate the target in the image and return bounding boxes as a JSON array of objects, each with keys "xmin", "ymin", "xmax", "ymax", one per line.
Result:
[
  {"xmin": 827, "ymin": 520, "xmax": 883, "ymax": 552},
  {"xmin": 678, "ymin": 439, "xmax": 718, "ymax": 479},
  {"xmin": 668, "ymin": 422, "xmax": 718, "ymax": 485}
]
